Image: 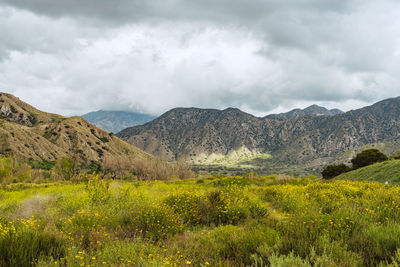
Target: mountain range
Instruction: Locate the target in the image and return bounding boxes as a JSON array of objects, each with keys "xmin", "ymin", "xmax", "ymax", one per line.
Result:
[
  {"xmin": 82, "ymin": 110, "xmax": 155, "ymax": 133},
  {"xmin": 117, "ymin": 97, "xmax": 400, "ymax": 175},
  {"xmin": 0, "ymin": 93, "xmax": 152, "ymax": 165}
]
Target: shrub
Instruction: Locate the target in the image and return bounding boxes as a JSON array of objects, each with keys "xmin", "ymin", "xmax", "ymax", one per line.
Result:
[
  {"xmin": 173, "ymin": 224, "xmax": 280, "ymax": 265},
  {"xmin": 391, "ymin": 154, "xmax": 400, "ymax": 160},
  {"xmin": 310, "ymin": 235, "xmax": 363, "ymax": 267},
  {"xmin": 0, "ymin": 219, "xmax": 66, "ymax": 266},
  {"xmin": 86, "ymin": 176, "xmax": 110, "ymax": 204},
  {"xmin": 351, "ymin": 149, "xmax": 388, "ymax": 170},
  {"xmin": 116, "ymin": 202, "xmax": 183, "ymax": 241},
  {"xmin": 61, "ymin": 209, "xmax": 107, "ymax": 249},
  {"xmin": 163, "ymin": 192, "xmax": 204, "ymax": 226},
  {"xmin": 205, "ymin": 189, "xmax": 249, "ymax": 225},
  {"xmin": 268, "ymin": 252, "xmax": 311, "ymax": 267},
  {"xmin": 322, "ymin": 164, "xmax": 351, "ymax": 179},
  {"xmin": 164, "ymin": 188, "xmax": 267, "ymax": 227},
  {"xmin": 362, "ymin": 224, "xmax": 400, "ymax": 265},
  {"xmin": 28, "ymin": 160, "xmax": 56, "ymax": 171},
  {"xmin": 55, "ymin": 157, "xmax": 77, "ymax": 180}
]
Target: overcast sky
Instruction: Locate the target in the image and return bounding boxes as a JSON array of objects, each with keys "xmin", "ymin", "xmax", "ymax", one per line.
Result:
[{"xmin": 0, "ymin": 0, "xmax": 399, "ymax": 116}]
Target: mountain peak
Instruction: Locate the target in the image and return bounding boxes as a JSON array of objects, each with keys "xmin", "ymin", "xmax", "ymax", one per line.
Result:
[
  {"xmin": 0, "ymin": 92, "xmax": 63, "ymax": 126},
  {"xmin": 266, "ymin": 104, "xmax": 343, "ymax": 120}
]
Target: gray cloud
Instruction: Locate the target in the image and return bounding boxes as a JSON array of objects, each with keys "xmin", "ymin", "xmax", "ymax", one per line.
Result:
[{"xmin": 0, "ymin": 1, "xmax": 399, "ymax": 116}]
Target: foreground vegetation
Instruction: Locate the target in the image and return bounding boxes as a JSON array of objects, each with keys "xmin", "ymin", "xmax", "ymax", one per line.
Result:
[{"xmin": 1, "ymin": 174, "xmax": 400, "ymax": 266}]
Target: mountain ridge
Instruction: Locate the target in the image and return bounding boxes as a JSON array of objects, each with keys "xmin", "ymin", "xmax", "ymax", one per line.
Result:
[
  {"xmin": 82, "ymin": 110, "xmax": 155, "ymax": 133},
  {"xmin": 117, "ymin": 96, "xmax": 400, "ymax": 175},
  {"xmin": 265, "ymin": 104, "xmax": 344, "ymax": 120}
]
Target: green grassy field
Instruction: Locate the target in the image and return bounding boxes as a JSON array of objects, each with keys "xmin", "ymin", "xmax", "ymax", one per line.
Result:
[
  {"xmin": 336, "ymin": 159, "xmax": 400, "ymax": 184},
  {"xmin": 2, "ymin": 175, "xmax": 400, "ymax": 266}
]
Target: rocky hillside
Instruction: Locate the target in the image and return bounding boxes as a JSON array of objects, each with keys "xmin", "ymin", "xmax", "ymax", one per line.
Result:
[
  {"xmin": 266, "ymin": 104, "xmax": 343, "ymax": 120},
  {"xmin": 82, "ymin": 110, "xmax": 155, "ymax": 133},
  {"xmin": 0, "ymin": 93, "xmax": 152, "ymax": 164},
  {"xmin": 118, "ymin": 97, "xmax": 400, "ymax": 174}
]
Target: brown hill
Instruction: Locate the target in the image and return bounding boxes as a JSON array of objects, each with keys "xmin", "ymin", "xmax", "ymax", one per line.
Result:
[{"xmin": 0, "ymin": 93, "xmax": 152, "ymax": 164}]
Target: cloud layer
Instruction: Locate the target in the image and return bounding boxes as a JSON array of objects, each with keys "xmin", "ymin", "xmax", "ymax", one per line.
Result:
[{"xmin": 0, "ymin": 1, "xmax": 399, "ymax": 116}]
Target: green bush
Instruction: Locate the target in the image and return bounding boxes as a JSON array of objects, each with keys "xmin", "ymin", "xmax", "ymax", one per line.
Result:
[
  {"xmin": 310, "ymin": 235, "xmax": 363, "ymax": 267},
  {"xmin": 322, "ymin": 164, "xmax": 351, "ymax": 179},
  {"xmin": 0, "ymin": 157, "xmax": 13, "ymax": 182},
  {"xmin": 61, "ymin": 209, "xmax": 107, "ymax": 249},
  {"xmin": 28, "ymin": 160, "xmax": 56, "ymax": 171},
  {"xmin": 163, "ymin": 192, "xmax": 204, "ymax": 225},
  {"xmin": 173, "ymin": 224, "xmax": 280, "ymax": 265},
  {"xmin": 54, "ymin": 157, "xmax": 77, "ymax": 180},
  {"xmin": 351, "ymin": 149, "xmax": 388, "ymax": 170},
  {"xmin": 268, "ymin": 252, "xmax": 311, "ymax": 267},
  {"xmin": 0, "ymin": 219, "xmax": 66, "ymax": 266},
  {"xmin": 86, "ymin": 176, "xmax": 110, "ymax": 204},
  {"xmin": 116, "ymin": 202, "xmax": 183, "ymax": 241},
  {"xmin": 363, "ymin": 224, "xmax": 400, "ymax": 264},
  {"xmin": 164, "ymin": 188, "xmax": 267, "ymax": 227}
]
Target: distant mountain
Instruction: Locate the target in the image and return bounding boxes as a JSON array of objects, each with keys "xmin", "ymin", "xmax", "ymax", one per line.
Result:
[
  {"xmin": 82, "ymin": 110, "xmax": 155, "ymax": 133},
  {"xmin": 0, "ymin": 93, "xmax": 153, "ymax": 164},
  {"xmin": 117, "ymin": 97, "xmax": 400, "ymax": 175},
  {"xmin": 266, "ymin": 104, "xmax": 343, "ymax": 120}
]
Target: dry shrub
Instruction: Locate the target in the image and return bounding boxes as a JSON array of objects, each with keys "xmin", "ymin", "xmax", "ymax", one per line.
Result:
[
  {"xmin": 102, "ymin": 155, "xmax": 194, "ymax": 180},
  {"xmin": 275, "ymin": 174, "xmax": 295, "ymax": 183}
]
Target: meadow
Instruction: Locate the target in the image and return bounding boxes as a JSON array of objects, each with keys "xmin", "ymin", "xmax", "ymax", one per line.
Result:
[{"xmin": 1, "ymin": 174, "xmax": 400, "ymax": 266}]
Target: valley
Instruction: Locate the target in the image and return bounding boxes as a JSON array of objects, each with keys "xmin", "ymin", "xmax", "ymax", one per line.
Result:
[{"xmin": 1, "ymin": 92, "xmax": 400, "ymax": 266}]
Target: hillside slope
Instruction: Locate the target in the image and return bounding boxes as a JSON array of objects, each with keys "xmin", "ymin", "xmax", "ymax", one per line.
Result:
[
  {"xmin": 0, "ymin": 93, "xmax": 152, "ymax": 164},
  {"xmin": 118, "ymin": 97, "xmax": 400, "ymax": 175},
  {"xmin": 82, "ymin": 110, "xmax": 155, "ymax": 133},
  {"xmin": 335, "ymin": 159, "xmax": 400, "ymax": 184}
]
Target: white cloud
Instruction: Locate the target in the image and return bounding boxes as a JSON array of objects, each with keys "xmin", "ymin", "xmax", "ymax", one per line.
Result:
[{"xmin": 0, "ymin": 1, "xmax": 399, "ymax": 116}]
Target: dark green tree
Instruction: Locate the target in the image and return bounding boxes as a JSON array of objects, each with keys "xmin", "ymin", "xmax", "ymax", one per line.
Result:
[
  {"xmin": 390, "ymin": 153, "xmax": 400, "ymax": 160},
  {"xmin": 351, "ymin": 149, "xmax": 388, "ymax": 170},
  {"xmin": 321, "ymin": 164, "xmax": 351, "ymax": 179}
]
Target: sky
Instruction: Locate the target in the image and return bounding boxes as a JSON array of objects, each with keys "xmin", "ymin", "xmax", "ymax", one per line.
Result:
[{"xmin": 0, "ymin": 0, "xmax": 399, "ymax": 116}]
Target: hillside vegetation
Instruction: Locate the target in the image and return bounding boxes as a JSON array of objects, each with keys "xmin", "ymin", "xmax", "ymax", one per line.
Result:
[
  {"xmin": 336, "ymin": 159, "xmax": 400, "ymax": 184},
  {"xmin": 2, "ymin": 176, "xmax": 400, "ymax": 266}
]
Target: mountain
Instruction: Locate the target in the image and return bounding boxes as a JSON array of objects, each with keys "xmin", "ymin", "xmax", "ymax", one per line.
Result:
[
  {"xmin": 266, "ymin": 104, "xmax": 343, "ymax": 120},
  {"xmin": 117, "ymin": 97, "xmax": 400, "ymax": 175},
  {"xmin": 0, "ymin": 92, "xmax": 152, "ymax": 164},
  {"xmin": 82, "ymin": 110, "xmax": 155, "ymax": 133}
]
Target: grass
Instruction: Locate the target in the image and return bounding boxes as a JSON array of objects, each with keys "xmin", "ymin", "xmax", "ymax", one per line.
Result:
[
  {"xmin": 335, "ymin": 159, "xmax": 400, "ymax": 184},
  {"xmin": 2, "ymin": 175, "xmax": 400, "ymax": 266}
]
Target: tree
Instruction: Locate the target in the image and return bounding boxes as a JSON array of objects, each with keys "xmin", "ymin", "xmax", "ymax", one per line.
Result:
[
  {"xmin": 391, "ymin": 153, "xmax": 400, "ymax": 160},
  {"xmin": 351, "ymin": 149, "xmax": 388, "ymax": 170},
  {"xmin": 321, "ymin": 164, "xmax": 351, "ymax": 179},
  {"xmin": 54, "ymin": 157, "xmax": 77, "ymax": 180}
]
